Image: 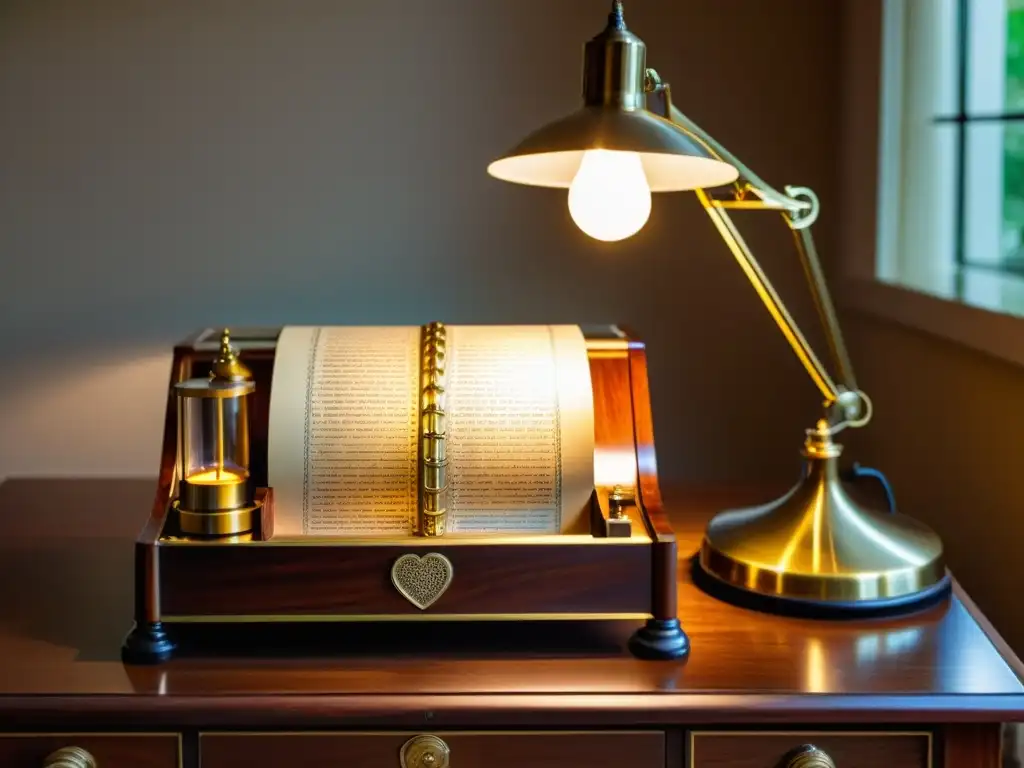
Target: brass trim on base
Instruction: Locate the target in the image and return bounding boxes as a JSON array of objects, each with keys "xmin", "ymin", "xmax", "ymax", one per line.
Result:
[
  {"xmin": 175, "ymin": 500, "xmax": 256, "ymax": 537},
  {"xmin": 179, "ymin": 477, "xmax": 250, "ymax": 512},
  {"xmin": 158, "ymin": 529, "xmax": 652, "ymax": 547},
  {"xmin": 698, "ymin": 425, "xmax": 946, "ymax": 606},
  {"xmin": 161, "ymin": 612, "xmax": 653, "ymax": 623},
  {"xmin": 200, "ymin": 730, "xmax": 657, "ymax": 738}
]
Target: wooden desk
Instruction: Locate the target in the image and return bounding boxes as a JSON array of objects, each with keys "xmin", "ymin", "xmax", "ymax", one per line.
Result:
[{"xmin": 0, "ymin": 478, "xmax": 1022, "ymax": 768}]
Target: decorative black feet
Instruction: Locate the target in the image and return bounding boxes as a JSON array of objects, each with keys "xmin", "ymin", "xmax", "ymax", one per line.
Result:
[
  {"xmin": 121, "ymin": 621, "xmax": 175, "ymax": 664},
  {"xmin": 628, "ymin": 618, "xmax": 690, "ymax": 660}
]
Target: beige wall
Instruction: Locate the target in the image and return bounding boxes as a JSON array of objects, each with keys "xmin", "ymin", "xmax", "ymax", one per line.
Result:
[
  {"xmin": 840, "ymin": 0, "xmax": 1024, "ymax": 653},
  {"xmin": 0, "ymin": 0, "xmax": 843, "ymax": 488}
]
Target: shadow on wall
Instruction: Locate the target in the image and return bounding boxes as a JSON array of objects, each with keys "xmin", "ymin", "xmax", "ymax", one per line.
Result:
[
  {"xmin": 844, "ymin": 315, "xmax": 1024, "ymax": 658},
  {"xmin": 0, "ymin": 0, "xmax": 842, "ymax": 485}
]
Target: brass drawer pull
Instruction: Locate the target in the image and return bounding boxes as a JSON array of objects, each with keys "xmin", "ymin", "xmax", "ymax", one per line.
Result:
[
  {"xmin": 780, "ymin": 744, "xmax": 835, "ymax": 768},
  {"xmin": 43, "ymin": 748, "xmax": 96, "ymax": 768},
  {"xmin": 400, "ymin": 735, "xmax": 450, "ymax": 768}
]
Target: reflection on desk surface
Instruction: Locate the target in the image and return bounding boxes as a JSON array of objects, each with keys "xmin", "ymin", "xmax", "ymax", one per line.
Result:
[{"xmin": 0, "ymin": 477, "xmax": 1021, "ymax": 703}]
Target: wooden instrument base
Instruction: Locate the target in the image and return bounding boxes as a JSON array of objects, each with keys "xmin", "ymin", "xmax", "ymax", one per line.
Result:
[
  {"xmin": 124, "ymin": 485, "xmax": 684, "ymax": 664},
  {"xmin": 1, "ymin": 477, "xmax": 1020, "ymax": 768},
  {"xmin": 128, "ymin": 327, "xmax": 684, "ymax": 663},
  {"xmin": 125, "ymin": 327, "xmax": 683, "ymax": 664}
]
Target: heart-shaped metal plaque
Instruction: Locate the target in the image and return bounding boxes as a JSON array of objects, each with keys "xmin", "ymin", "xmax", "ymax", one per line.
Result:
[{"xmin": 390, "ymin": 552, "xmax": 453, "ymax": 610}]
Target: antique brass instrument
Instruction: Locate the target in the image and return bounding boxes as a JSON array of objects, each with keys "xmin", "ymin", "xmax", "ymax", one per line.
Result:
[
  {"xmin": 123, "ymin": 324, "xmax": 687, "ymax": 664},
  {"xmin": 172, "ymin": 330, "xmax": 258, "ymax": 537}
]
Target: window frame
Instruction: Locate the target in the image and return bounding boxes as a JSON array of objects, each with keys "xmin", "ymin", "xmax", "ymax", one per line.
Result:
[{"xmin": 839, "ymin": 0, "xmax": 1024, "ymax": 369}]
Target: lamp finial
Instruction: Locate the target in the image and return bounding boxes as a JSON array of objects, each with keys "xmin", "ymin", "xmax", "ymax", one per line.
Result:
[
  {"xmin": 210, "ymin": 327, "xmax": 252, "ymax": 383},
  {"xmin": 608, "ymin": 1, "xmax": 626, "ymax": 31}
]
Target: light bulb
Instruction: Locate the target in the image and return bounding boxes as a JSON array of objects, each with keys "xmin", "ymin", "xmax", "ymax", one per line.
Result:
[{"xmin": 567, "ymin": 149, "xmax": 652, "ymax": 242}]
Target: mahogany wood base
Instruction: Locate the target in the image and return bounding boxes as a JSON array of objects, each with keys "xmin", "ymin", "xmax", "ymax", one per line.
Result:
[
  {"xmin": 628, "ymin": 618, "xmax": 690, "ymax": 660},
  {"xmin": 151, "ymin": 525, "xmax": 657, "ymax": 618},
  {"xmin": 129, "ymin": 485, "xmax": 680, "ymax": 664},
  {"xmin": 125, "ymin": 327, "xmax": 683, "ymax": 665},
  {"xmin": 120, "ymin": 616, "xmax": 676, "ymax": 664},
  {"xmin": 121, "ymin": 621, "xmax": 176, "ymax": 665},
  {"xmin": 1, "ymin": 478, "xmax": 1023, "ymax": 768}
]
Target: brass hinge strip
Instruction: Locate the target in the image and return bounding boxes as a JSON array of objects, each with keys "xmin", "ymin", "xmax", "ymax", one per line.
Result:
[{"xmin": 418, "ymin": 322, "xmax": 449, "ymax": 536}]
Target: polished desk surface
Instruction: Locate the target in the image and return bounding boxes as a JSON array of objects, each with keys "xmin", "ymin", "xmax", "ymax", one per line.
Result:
[{"xmin": 0, "ymin": 477, "xmax": 1023, "ymax": 728}]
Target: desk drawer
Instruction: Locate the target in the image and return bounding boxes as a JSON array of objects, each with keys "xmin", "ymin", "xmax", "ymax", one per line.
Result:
[
  {"xmin": 202, "ymin": 731, "xmax": 665, "ymax": 768},
  {"xmin": 689, "ymin": 731, "xmax": 933, "ymax": 767},
  {"xmin": 0, "ymin": 735, "xmax": 180, "ymax": 768}
]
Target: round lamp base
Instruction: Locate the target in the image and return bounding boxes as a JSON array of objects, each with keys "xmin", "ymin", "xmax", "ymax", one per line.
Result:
[
  {"xmin": 693, "ymin": 441, "xmax": 951, "ymax": 620},
  {"xmin": 692, "ymin": 556, "xmax": 952, "ymax": 620}
]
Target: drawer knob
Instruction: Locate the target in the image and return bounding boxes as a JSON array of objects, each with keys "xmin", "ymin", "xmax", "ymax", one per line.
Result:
[
  {"xmin": 400, "ymin": 735, "xmax": 450, "ymax": 768},
  {"xmin": 781, "ymin": 744, "xmax": 836, "ymax": 768},
  {"xmin": 43, "ymin": 748, "xmax": 96, "ymax": 768}
]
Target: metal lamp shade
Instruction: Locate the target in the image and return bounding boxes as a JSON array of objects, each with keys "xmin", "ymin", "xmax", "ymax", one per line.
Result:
[{"xmin": 487, "ymin": 106, "xmax": 739, "ymax": 192}]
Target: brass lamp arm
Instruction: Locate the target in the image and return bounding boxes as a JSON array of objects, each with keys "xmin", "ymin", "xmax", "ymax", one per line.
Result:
[
  {"xmin": 669, "ymin": 104, "xmax": 815, "ymax": 221},
  {"xmin": 644, "ymin": 71, "xmax": 814, "ymax": 220},
  {"xmin": 646, "ymin": 73, "xmax": 868, "ymax": 430}
]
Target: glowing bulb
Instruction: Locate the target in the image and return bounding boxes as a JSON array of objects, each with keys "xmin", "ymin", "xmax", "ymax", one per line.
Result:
[{"xmin": 567, "ymin": 149, "xmax": 652, "ymax": 242}]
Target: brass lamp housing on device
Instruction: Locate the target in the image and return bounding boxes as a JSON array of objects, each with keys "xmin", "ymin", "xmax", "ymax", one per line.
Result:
[
  {"xmin": 173, "ymin": 329, "xmax": 257, "ymax": 537},
  {"xmin": 488, "ymin": 1, "xmax": 949, "ymax": 616}
]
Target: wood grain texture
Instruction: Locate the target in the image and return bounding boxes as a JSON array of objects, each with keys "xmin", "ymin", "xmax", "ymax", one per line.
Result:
[
  {"xmin": 200, "ymin": 732, "xmax": 664, "ymax": 768},
  {"xmin": 626, "ymin": 338, "xmax": 664, "ymax": 522},
  {"xmin": 944, "ymin": 724, "xmax": 1003, "ymax": 768},
  {"xmin": 0, "ymin": 735, "xmax": 179, "ymax": 768},
  {"xmin": 159, "ymin": 539, "xmax": 652, "ymax": 616},
  {"xmin": 588, "ymin": 352, "xmax": 637, "ymax": 482},
  {"xmin": 689, "ymin": 731, "xmax": 932, "ymax": 768},
  {"xmin": 0, "ymin": 478, "xmax": 1023, "ymax": 730},
  {"xmin": 626, "ymin": 342, "xmax": 676, "ymax": 619}
]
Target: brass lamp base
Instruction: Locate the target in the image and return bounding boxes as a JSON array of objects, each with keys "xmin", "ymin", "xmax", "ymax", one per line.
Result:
[
  {"xmin": 697, "ymin": 422, "xmax": 950, "ymax": 617},
  {"xmin": 174, "ymin": 500, "xmax": 256, "ymax": 537}
]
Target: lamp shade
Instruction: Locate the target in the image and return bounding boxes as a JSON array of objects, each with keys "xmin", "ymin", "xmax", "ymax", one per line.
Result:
[{"xmin": 487, "ymin": 105, "xmax": 739, "ymax": 192}]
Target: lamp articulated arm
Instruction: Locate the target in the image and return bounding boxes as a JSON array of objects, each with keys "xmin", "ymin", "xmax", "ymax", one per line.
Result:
[
  {"xmin": 482, "ymin": 0, "xmax": 947, "ymax": 615},
  {"xmin": 646, "ymin": 72, "xmax": 870, "ymax": 433}
]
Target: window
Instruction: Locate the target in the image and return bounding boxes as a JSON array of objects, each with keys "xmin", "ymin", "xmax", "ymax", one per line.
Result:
[{"xmin": 877, "ymin": 0, "xmax": 1024, "ymax": 315}]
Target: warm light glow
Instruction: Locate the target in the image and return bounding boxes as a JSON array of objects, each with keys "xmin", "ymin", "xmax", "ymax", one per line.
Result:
[
  {"xmin": 594, "ymin": 447, "xmax": 638, "ymax": 488},
  {"xmin": 805, "ymin": 637, "xmax": 830, "ymax": 693},
  {"xmin": 567, "ymin": 150, "xmax": 652, "ymax": 241},
  {"xmin": 187, "ymin": 468, "xmax": 245, "ymax": 485}
]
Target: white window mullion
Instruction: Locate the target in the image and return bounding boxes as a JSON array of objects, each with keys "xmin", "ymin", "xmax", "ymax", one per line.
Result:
[
  {"xmin": 963, "ymin": 1, "xmax": 1008, "ymax": 276},
  {"xmin": 888, "ymin": 0, "xmax": 958, "ymax": 292}
]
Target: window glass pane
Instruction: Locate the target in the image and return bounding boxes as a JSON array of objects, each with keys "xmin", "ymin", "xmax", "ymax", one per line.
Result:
[
  {"xmin": 960, "ymin": 266, "xmax": 1024, "ymax": 317},
  {"xmin": 966, "ymin": 0, "xmax": 1010, "ymax": 113},
  {"xmin": 1008, "ymin": 0, "xmax": 1024, "ymax": 111},
  {"xmin": 907, "ymin": 0, "xmax": 960, "ymax": 117},
  {"xmin": 966, "ymin": 0, "xmax": 1024, "ymax": 113},
  {"xmin": 896, "ymin": 123, "xmax": 959, "ymax": 285},
  {"xmin": 962, "ymin": 122, "xmax": 1024, "ymax": 270}
]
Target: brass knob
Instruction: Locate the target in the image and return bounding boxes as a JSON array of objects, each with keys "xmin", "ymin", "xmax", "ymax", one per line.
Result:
[
  {"xmin": 779, "ymin": 745, "xmax": 835, "ymax": 768},
  {"xmin": 400, "ymin": 735, "xmax": 450, "ymax": 768},
  {"xmin": 44, "ymin": 747, "xmax": 96, "ymax": 768},
  {"xmin": 608, "ymin": 485, "xmax": 637, "ymax": 519}
]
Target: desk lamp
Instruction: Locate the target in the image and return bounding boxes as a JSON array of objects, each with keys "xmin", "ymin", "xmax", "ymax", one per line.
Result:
[{"xmin": 487, "ymin": 1, "xmax": 949, "ymax": 615}]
